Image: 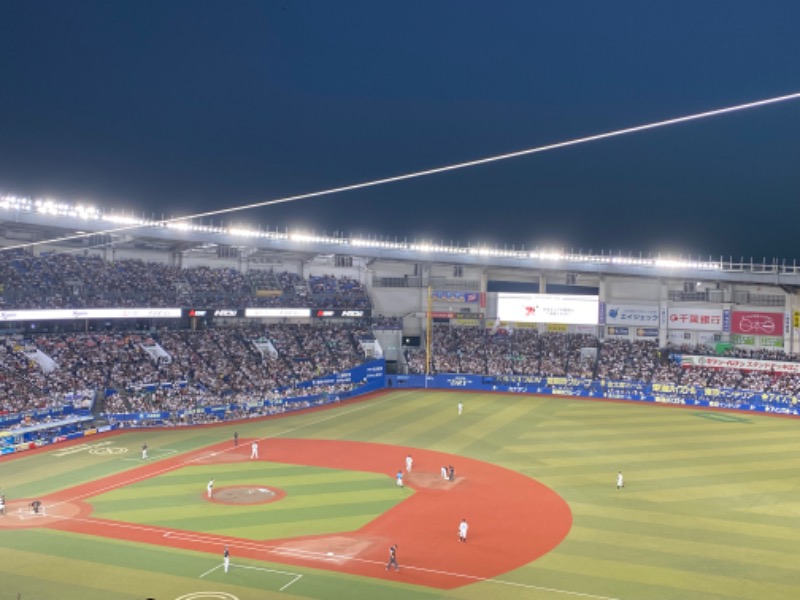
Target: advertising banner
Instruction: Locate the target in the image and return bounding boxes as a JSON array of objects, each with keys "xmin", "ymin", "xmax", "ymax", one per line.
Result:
[
  {"xmin": 730, "ymin": 311, "xmax": 782, "ymax": 336},
  {"xmin": 498, "ymin": 293, "xmax": 599, "ymax": 325},
  {"xmin": 313, "ymin": 309, "xmax": 372, "ymax": 318},
  {"xmin": 759, "ymin": 337, "xmax": 784, "ymax": 348},
  {"xmin": 245, "ymin": 308, "xmax": 311, "ymax": 318},
  {"xmin": 0, "ymin": 308, "xmax": 182, "ymax": 321},
  {"xmin": 730, "ymin": 334, "xmax": 756, "ymax": 346},
  {"xmin": 667, "ymin": 308, "xmax": 723, "ymax": 331},
  {"xmin": 607, "ymin": 326, "xmax": 629, "ymax": 336},
  {"xmin": 636, "ymin": 327, "xmax": 659, "ymax": 337},
  {"xmin": 681, "ymin": 354, "xmax": 800, "ymax": 374},
  {"xmin": 605, "ymin": 304, "xmax": 659, "ymax": 326},
  {"xmin": 432, "ymin": 291, "xmax": 479, "ymax": 304}
]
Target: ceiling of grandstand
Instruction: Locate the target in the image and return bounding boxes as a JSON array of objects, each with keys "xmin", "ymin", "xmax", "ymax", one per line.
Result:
[{"xmin": 0, "ymin": 2, "xmax": 798, "ymax": 259}]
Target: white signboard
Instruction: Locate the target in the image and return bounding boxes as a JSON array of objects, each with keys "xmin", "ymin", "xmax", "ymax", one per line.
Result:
[
  {"xmin": 605, "ymin": 304, "xmax": 659, "ymax": 326},
  {"xmin": 0, "ymin": 308, "xmax": 182, "ymax": 321},
  {"xmin": 497, "ymin": 293, "xmax": 599, "ymax": 325},
  {"xmin": 245, "ymin": 308, "xmax": 311, "ymax": 318},
  {"xmin": 667, "ymin": 308, "xmax": 723, "ymax": 331},
  {"xmin": 681, "ymin": 355, "xmax": 800, "ymax": 375}
]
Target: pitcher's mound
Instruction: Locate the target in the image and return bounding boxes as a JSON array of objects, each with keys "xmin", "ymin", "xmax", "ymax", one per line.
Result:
[{"xmin": 208, "ymin": 485, "xmax": 286, "ymax": 505}]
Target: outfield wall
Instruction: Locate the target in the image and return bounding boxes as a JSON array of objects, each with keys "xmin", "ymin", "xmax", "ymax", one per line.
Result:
[{"xmin": 387, "ymin": 365, "xmax": 800, "ymax": 416}]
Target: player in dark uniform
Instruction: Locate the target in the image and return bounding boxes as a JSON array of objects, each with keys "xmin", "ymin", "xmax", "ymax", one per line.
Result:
[
  {"xmin": 234, "ymin": 431, "xmax": 239, "ymax": 447},
  {"xmin": 386, "ymin": 544, "xmax": 399, "ymax": 571}
]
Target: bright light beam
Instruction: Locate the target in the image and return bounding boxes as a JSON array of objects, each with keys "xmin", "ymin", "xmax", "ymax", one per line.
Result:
[{"xmin": 3, "ymin": 90, "xmax": 799, "ymax": 253}]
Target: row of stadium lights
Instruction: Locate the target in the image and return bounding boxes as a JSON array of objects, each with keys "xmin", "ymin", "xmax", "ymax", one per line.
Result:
[{"xmin": 1, "ymin": 194, "xmax": 722, "ymax": 271}]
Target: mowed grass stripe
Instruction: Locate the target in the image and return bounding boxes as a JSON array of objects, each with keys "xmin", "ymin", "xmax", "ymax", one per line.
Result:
[
  {"xmin": 561, "ymin": 521, "xmax": 800, "ymax": 572},
  {"xmin": 89, "ymin": 462, "xmax": 384, "ymax": 499},
  {"xmin": 93, "ymin": 485, "xmax": 408, "ymax": 524},
  {"xmin": 524, "ymin": 555, "xmax": 795, "ymax": 600},
  {"xmin": 159, "ymin": 498, "xmax": 398, "ymax": 535}
]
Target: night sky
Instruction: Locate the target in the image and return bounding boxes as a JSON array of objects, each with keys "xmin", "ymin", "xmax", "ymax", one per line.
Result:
[{"xmin": 1, "ymin": 1, "xmax": 798, "ymax": 259}]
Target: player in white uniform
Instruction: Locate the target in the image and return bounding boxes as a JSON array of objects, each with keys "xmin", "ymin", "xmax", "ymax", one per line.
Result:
[
  {"xmin": 617, "ymin": 471, "xmax": 624, "ymax": 489},
  {"xmin": 251, "ymin": 441, "xmax": 259, "ymax": 459},
  {"xmin": 207, "ymin": 479, "xmax": 215, "ymax": 498},
  {"xmin": 405, "ymin": 454, "xmax": 413, "ymax": 473},
  {"xmin": 223, "ymin": 546, "xmax": 230, "ymax": 573},
  {"xmin": 458, "ymin": 401, "xmax": 463, "ymax": 415},
  {"xmin": 458, "ymin": 518, "xmax": 469, "ymax": 542},
  {"xmin": 441, "ymin": 466, "xmax": 448, "ymax": 480}
]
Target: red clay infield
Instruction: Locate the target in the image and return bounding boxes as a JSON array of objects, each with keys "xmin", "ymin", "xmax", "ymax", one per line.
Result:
[{"xmin": 8, "ymin": 438, "xmax": 572, "ymax": 589}]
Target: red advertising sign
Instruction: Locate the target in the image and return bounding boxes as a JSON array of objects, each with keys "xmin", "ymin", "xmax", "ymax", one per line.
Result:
[{"xmin": 730, "ymin": 311, "xmax": 782, "ymax": 336}]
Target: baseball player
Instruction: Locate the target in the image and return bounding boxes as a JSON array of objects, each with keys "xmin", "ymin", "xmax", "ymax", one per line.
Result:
[
  {"xmin": 234, "ymin": 431, "xmax": 239, "ymax": 447},
  {"xmin": 386, "ymin": 544, "xmax": 399, "ymax": 571},
  {"xmin": 396, "ymin": 470, "xmax": 404, "ymax": 488},
  {"xmin": 141, "ymin": 442, "xmax": 148, "ymax": 460},
  {"xmin": 207, "ymin": 479, "xmax": 215, "ymax": 498},
  {"xmin": 617, "ymin": 471, "xmax": 624, "ymax": 490},
  {"xmin": 458, "ymin": 401, "xmax": 463, "ymax": 415},
  {"xmin": 0, "ymin": 494, "xmax": 5, "ymax": 516},
  {"xmin": 251, "ymin": 441, "xmax": 259, "ymax": 459},
  {"xmin": 458, "ymin": 518, "xmax": 469, "ymax": 542},
  {"xmin": 405, "ymin": 454, "xmax": 413, "ymax": 473},
  {"xmin": 441, "ymin": 465, "xmax": 448, "ymax": 480},
  {"xmin": 223, "ymin": 546, "xmax": 230, "ymax": 573}
]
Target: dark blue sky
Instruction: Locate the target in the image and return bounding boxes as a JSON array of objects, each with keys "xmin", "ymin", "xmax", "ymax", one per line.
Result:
[{"xmin": 1, "ymin": 1, "xmax": 798, "ymax": 259}]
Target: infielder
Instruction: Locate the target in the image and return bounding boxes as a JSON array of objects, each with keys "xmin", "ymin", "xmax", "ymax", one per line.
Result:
[
  {"xmin": 458, "ymin": 518, "xmax": 469, "ymax": 542},
  {"xmin": 405, "ymin": 454, "xmax": 413, "ymax": 473},
  {"xmin": 441, "ymin": 465, "xmax": 448, "ymax": 480},
  {"xmin": 207, "ymin": 479, "xmax": 214, "ymax": 498},
  {"xmin": 386, "ymin": 544, "xmax": 399, "ymax": 571},
  {"xmin": 251, "ymin": 441, "xmax": 259, "ymax": 459},
  {"xmin": 396, "ymin": 470, "xmax": 404, "ymax": 488}
]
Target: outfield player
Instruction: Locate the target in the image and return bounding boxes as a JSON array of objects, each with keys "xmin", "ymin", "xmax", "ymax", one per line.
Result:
[
  {"xmin": 458, "ymin": 401, "xmax": 463, "ymax": 415},
  {"xmin": 223, "ymin": 546, "xmax": 230, "ymax": 573},
  {"xmin": 207, "ymin": 479, "xmax": 215, "ymax": 498},
  {"xmin": 385, "ymin": 544, "xmax": 399, "ymax": 571},
  {"xmin": 458, "ymin": 518, "xmax": 469, "ymax": 542},
  {"xmin": 142, "ymin": 442, "xmax": 148, "ymax": 460},
  {"xmin": 251, "ymin": 441, "xmax": 259, "ymax": 459},
  {"xmin": 0, "ymin": 494, "xmax": 5, "ymax": 515},
  {"xmin": 617, "ymin": 471, "xmax": 624, "ymax": 490},
  {"xmin": 234, "ymin": 431, "xmax": 239, "ymax": 447},
  {"xmin": 405, "ymin": 454, "xmax": 413, "ymax": 473}
]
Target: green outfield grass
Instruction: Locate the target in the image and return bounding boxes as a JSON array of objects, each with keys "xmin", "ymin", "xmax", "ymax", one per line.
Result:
[
  {"xmin": 89, "ymin": 462, "xmax": 411, "ymax": 539},
  {"xmin": 2, "ymin": 390, "xmax": 800, "ymax": 600}
]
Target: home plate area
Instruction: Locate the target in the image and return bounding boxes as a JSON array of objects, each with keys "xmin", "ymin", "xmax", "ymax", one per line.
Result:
[{"xmin": 273, "ymin": 536, "xmax": 376, "ymax": 565}]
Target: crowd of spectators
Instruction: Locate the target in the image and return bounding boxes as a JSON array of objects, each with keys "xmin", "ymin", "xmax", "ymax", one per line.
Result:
[
  {"xmin": 0, "ymin": 251, "xmax": 370, "ymax": 310},
  {"xmin": 405, "ymin": 328, "xmax": 800, "ymax": 400},
  {"xmin": 0, "ymin": 323, "xmax": 374, "ymax": 418}
]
